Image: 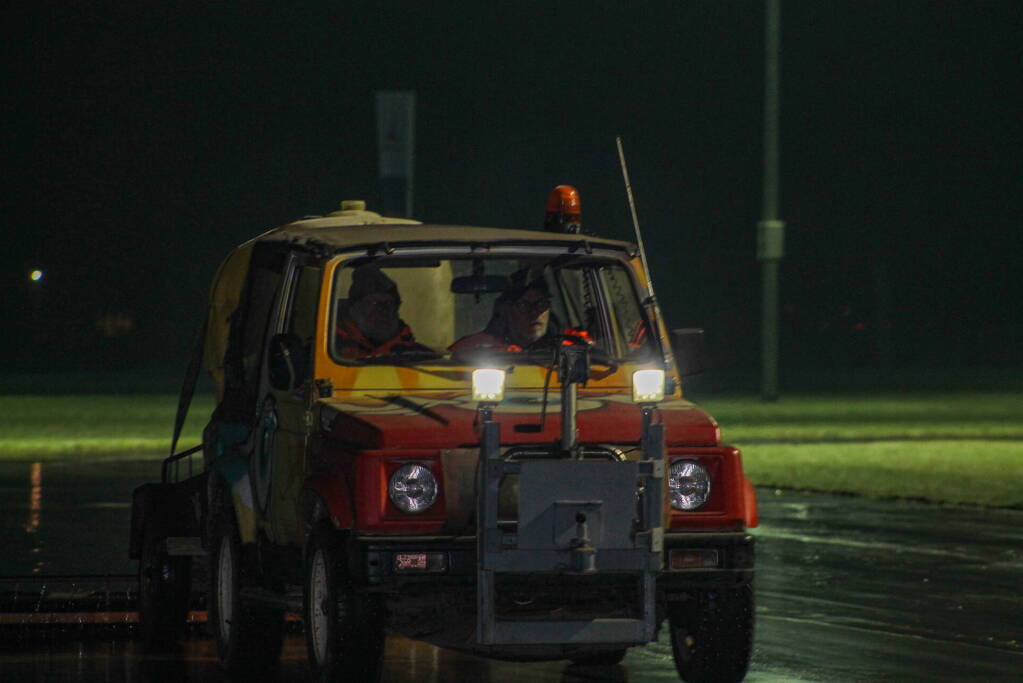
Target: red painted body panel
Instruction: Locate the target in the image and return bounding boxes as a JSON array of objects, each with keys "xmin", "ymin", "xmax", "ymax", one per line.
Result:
[
  {"xmin": 308, "ymin": 443, "xmax": 756, "ymax": 535},
  {"xmin": 353, "ymin": 451, "xmax": 449, "ymax": 534},
  {"xmin": 308, "ymin": 446, "xmax": 451, "ymax": 534},
  {"xmin": 305, "ymin": 471, "xmax": 355, "ymax": 529},
  {"xmin": 323, "ymin": 393, "xmax": 720, "ymax": 450},
  {"xmin": 312, "ymin": 393, "xmax": 750, "ymax": 535}
]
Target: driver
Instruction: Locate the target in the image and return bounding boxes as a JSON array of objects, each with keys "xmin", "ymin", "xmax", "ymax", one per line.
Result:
[
  {"xmin": 450, "ymin": 273, "xmax": 555, "ymax": 352},
  {"xmin": 336, "ymin": 265, "xmax": 431, "ymax": 358}
]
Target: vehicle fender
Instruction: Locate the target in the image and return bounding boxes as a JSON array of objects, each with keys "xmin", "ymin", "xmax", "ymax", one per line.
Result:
[
  {"xmin": 742, "ymin": 475, "xmax": 759, "ymax": 528},
  {"xmin": 209, "ymin": 451, "xmax": 258, "ymax": 544},
  {"xmin": 303, "ymin": 473, "xmax": 355, "ymax": 531}
]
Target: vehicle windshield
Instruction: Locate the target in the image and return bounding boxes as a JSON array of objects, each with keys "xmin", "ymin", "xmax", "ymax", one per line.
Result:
[{"xmin": 329, "ymin": 254, "xmax": 657, "ymax": 365}]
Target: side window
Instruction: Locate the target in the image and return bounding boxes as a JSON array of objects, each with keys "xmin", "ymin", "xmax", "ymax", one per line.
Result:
[
  {"xmin": 224, "ymin": 245, "xmax": 285, "ymax": 415},
  {"xmin": 287, "ymin": 266, "xmax": 322, "ymax": 343},
  {"xmin": 284, "ymin": 265, "xmax": 322, "ymax": 382},
  {"xmin": 599, "ymin": 265, "xmax": 655, "ymax": 359},
  {"xmin": 240, "ymin": 270, "xmax": 282, "ymax": 394}
]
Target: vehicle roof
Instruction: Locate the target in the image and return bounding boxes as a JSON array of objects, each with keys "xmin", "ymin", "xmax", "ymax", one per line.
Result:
[{"xmin": 260, "ymin": 211, "xmax": 636, "ymax": 255}]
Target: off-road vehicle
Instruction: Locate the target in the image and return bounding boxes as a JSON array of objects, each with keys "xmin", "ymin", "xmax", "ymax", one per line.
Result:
[{"xmin": 130, "ymin": 190, "xmax": 758, "ymax": 682}]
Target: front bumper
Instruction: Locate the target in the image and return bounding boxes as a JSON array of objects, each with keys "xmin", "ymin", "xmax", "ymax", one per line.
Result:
[
  {"xmin": 351, "ymin": 531, "xmax": 755, "ymax": 589},
  {"xmin": 350, "ymin": 531, "xmax": 753, "ymax": 651}
]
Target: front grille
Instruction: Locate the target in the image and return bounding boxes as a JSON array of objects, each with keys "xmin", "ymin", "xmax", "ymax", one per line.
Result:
[
  {"xmin": 504, "ymin": 445, "xmax": 626, "ymax": 461},
  {"xmin": 496, "ymin": 445, "xmax": 633, "ymax": 531}
]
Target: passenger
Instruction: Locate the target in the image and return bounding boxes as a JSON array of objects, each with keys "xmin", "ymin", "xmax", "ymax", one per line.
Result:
[
  {"xmin": 336, "ymin": 265, "xmax": 430, "ymax": 358},
  {"xmin": 450, "ymin": 273, "xmax": 555, "ymax": 352}
]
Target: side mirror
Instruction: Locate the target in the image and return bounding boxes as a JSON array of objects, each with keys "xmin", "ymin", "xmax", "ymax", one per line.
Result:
[
  {"xmin": 671, "ymin": 328, "xmax": 707, "ymax": 377},
  {"xmin": 268, "ymin": 333, "xmax": 306, "ymax": 391}
]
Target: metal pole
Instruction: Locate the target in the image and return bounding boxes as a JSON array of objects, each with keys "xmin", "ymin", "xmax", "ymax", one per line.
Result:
[{"xmin": 759, "ymin": 0, "xmax": 784, "ymax": 401}]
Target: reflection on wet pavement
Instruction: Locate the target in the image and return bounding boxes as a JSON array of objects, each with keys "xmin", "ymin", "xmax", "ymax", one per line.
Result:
[
  {"xmin": 1, "ymin": 460, "xmax": 1021, "ymax": 681},
  {"xmin": 1, "ymin": 460, "xmax": 146, "ymax": 577},
  {"xmin": 1, "ymin": 634, "xmax": 646, "ymax": 683}
]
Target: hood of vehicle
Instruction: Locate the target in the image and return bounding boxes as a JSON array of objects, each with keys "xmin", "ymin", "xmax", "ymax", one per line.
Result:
[{"xmin": 319, "ymin": 391, "xmax": 720, "ymax": 449}]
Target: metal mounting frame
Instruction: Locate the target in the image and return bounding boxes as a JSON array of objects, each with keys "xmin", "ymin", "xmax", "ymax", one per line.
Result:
[{"xmin": 476, "ymin": 419, "xmax": 664, "ymax": 645}]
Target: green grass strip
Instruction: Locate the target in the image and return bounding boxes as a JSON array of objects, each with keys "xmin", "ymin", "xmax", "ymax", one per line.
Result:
[
  {"xmin": 698, "ymin": 393, "xmax": 1023, "ymax": 442},
  {"xmin": 0, "ymin": 395, "xmax": 214, "ymax": 461},
  {"xmin": 740, "ymin": 440, "xmax": 1023, "ymax": 508},
  {"xmin": 699, "ymin": 393, "xmax": 1023, "ymax": 507},
  {"xmin": 1, "ymin": 392, "xmax": 1020, "ymax": 507}
]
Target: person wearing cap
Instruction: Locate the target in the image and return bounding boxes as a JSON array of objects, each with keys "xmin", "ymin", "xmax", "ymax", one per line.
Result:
[
  {"xmin": 449, "ymin": 273, "xmax": 555, "ymax": 352},
  {"xmin": 336, "ymin": 265, "xmax": 430, "ymax": 358}
]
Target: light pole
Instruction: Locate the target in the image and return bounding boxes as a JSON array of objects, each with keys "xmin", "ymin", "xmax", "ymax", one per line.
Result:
[{"xmin": 759, "ymin": 0, "xmax": 784, "ymax": 401}]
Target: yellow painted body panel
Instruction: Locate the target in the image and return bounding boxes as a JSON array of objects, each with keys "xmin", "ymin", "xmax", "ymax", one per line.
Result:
[{"xmin": 270, "ymin": 399, "xmax": 309, "ymax": 543}]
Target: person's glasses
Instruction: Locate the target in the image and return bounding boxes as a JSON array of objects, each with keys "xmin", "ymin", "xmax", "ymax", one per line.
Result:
[{"xmin": 513, "ymin": 297, "xmax": 551, "ymax": 314}]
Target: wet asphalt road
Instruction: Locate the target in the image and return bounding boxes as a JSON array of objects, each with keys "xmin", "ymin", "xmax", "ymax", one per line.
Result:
[{"xmin": 1, "ymin": 459, "xmax": 1021, "ymax": 681}]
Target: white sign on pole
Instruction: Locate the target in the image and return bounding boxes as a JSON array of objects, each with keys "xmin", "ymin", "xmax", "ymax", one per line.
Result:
[{"xmin": 375, "ymin": 90, "xmax": 415, "ymax": 216}]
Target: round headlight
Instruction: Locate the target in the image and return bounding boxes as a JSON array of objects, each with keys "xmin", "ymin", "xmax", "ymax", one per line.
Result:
[
  {"xmin": 668, "ymin": 460, "xmax": 711, "ymax": 511},
  {"xmin": 388, "ymin": 463, "xmax": 438, "ymax": 514}
]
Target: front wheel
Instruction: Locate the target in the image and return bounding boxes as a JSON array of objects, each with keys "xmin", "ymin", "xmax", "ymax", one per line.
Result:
[
  {"xmin": 208, "ymin": 505, "xmax": 284, "ymax": 673},
  {"xmin": 669, "ymin": 584, "xmax": 754, "ymax": 683},
  {"xmin": 304, "ymin": 523, "xmax": 385, "ymax": 683}
]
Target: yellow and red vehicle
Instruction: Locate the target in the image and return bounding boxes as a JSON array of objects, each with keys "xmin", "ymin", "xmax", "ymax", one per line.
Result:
[{"xmin": 130, "ymin": 191, "xmax": 757, "ymax": 682}]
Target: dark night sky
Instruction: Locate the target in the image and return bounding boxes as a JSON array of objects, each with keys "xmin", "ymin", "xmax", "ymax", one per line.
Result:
[{"xmin": 5, "ymin": 1, "xmax": 1022, "ymax": 380}]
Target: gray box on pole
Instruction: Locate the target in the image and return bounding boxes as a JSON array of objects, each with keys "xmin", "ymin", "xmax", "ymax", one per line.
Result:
[{"xmin": 757, "ymin": 220, "xmax": 786, "ymax": 261}]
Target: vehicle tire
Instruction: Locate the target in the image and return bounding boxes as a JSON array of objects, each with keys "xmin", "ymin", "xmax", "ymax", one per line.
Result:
[
  {"xmin": 570, "ymin": 648, "xmax": 628, "ymax": 666},
  {"xmin": 137, "ymin": 531, "xmax": 191, "ymax": 648},
  {"xmin": 208, "ymin": 503, "xmax": 285, "ymax": 673},
  {"xmin": 669, "ymin": 584, "xmax": 754, "ymax": 683},
  {"xmin": 304, "ymin": 522, "xmax": 385, "ymax": 683}
]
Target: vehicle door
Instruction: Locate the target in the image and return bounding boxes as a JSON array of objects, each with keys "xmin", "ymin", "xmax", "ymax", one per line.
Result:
[{"xmin": 250, "ymin": 251, "xmax": 322, "ymax": 546}]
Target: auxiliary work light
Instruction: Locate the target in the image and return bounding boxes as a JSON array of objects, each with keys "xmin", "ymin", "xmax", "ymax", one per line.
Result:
[
  {"xmin": 632, "ymin": 369, "xmax": 665, "ymax": 403},
  {"xmin": 472, "ymin": 368, "xmax": 506, "ymax": 403}
]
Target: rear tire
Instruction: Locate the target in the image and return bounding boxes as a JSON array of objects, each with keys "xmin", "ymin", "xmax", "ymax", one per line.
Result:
[
  {"xmin": 209, "ymin": 504, "xmax": 284, "ymax": 673},
  {"xmin": 304, "ymin": 523, "xmax": 385, "ymax": 682},
  {"xmin": 137, "ymin": 531, "xmax": 190, "ymax": 648},
  {"xmin": 669, "ymin": 584, "xmax": 754, "ymax": 683}
]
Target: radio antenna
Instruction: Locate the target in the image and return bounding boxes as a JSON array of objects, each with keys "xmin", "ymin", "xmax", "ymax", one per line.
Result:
[
  {"xmin": 616, "ymin": 136, "xmax": 656, "ymax": 302},
  {"xmin": 617, "ymin": 136, "xmax": 677, "ymax": 378}
]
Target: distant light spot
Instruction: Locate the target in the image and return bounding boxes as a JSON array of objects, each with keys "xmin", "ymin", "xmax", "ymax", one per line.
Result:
[{"xmin": 30, "ymin": 269, "xmax": 44, "ymax": 282}]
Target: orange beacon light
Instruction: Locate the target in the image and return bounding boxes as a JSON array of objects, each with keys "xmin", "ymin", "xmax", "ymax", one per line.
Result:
[{"xmin": 544, "ymin": 185, "xmax": 583, "ymax": 234}]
